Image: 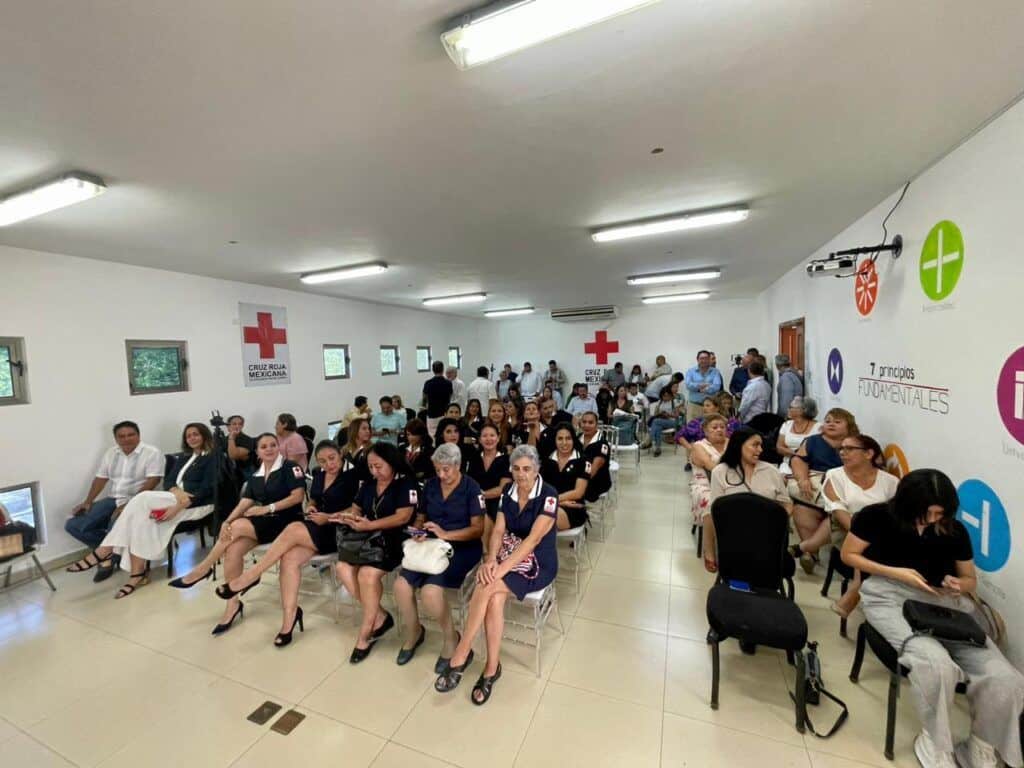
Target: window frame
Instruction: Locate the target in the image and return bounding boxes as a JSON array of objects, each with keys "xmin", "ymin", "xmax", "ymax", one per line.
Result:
[
  {"xmin": 416, "ymin": 345, "xmax": 433, "ymax": 373},
  {"xmin": 125, "ymin": 339, "xmax": 190, "ymax": 396},
  {"xmin": 0, "ymin": 481, "xmax": 45, "ymax": 545},
  {"xmin": 448, "ymin": 346, "xmax": 462, "ymax": 370},
  {"xmin": 380, "ymin": 344, "xmax": 401, "ymax": 376},
  {"xmin": 0, "ymin": 336, "xmax": 29, "ymax": 406},
  {"xmin": 322, "ymin": 343, "xmax": 352, "ymax": 380}
]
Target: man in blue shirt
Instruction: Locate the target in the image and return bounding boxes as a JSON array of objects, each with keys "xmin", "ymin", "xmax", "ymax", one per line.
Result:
[
  {"xmin": 371, "ymin": 396, "xmax": 407, "ymax": 446},
  {"xmin": 738, "ymin": 359, "xmax": 772, "ymax": 423},
  {"xmin": 683, "ymin": 350, "xmax": 723, "ymax": 422}
]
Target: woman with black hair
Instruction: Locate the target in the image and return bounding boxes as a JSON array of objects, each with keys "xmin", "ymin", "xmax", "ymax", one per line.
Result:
[
  {"xmin": 404, "ymin": 419, "xmax": 435, "ymax": 481},
  {"xmin": 207, "ymin": 439, "xmax": 358, "ymax": 646},
  {"xmin": 843, "ymin": 470, "xmax": 1024, "ymax": 768},
  {"xmin": 71, "ymin": 423, "xmax": 219, "ymax": 598},
  {"xmin": 540, "ymin": 423, "xmax": 590, "ymax": 530},
  {"xmin": 704, "ymin": 427, "xmax": 790, "ymax": 573},
  {"xmin": 465, "ymin": 398, "xmax": 485, "ymax": 439},
  {"xmin": 469, "ymin": 423, "xmax": 512, "ymax": 550},
  {"xmin": 434, "ymin": 417, "xmax": 484, "ymax": 478}
]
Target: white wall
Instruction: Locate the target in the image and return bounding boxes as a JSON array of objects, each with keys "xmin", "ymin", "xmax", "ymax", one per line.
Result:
[
  {"xmin": 477, "ymin": 299, "xmax": 764, "ymax": 390},
  {"xmin": 0, "ymin": 245, "xmax": 479, "ymax": 560},
  {"xmin": 757, "ymin": 99, "xmax": 1024, "ymax": 664}
]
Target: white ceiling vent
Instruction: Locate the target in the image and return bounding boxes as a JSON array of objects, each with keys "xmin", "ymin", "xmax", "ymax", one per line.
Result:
[{"xmin": 550, "ymin": 305, "xmax": 619, "ymax": 322}]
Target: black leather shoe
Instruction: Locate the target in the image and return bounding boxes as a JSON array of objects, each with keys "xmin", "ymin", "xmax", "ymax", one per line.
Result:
[
  {"xmin": 396, "ymin": 625, "xmax": 426, "ymax": 666},
  {"xmin": 434, "ymin": 631, "xmax": 462, "ymax": 674},
  {"xmin": 215, "ymin": 576, "xmax": 260, "ymax": 600},
  {"xmin": 211, "ymin": 603, "xmax": 244, "ymax": 636},
  {"xmin": 350, "ymin": 644, "xmax": 374, "ymax": 664},
  {"xmin": 168, "ymin": 567, "xmax": 212, "ymax": 589},
  {"xmin": 93, "ymin": 555, "xmax": 120, "ymax": 583},
  {"xmin": 371, "ymin": 610, "xmax": 394, "ymax": 640},
  {"xmin": 274, "ymin": 606, "xmax": 304, "ymax": 648}
]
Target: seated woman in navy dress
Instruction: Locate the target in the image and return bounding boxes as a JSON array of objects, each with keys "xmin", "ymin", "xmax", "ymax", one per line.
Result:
[
  {"xmin": 468, "ymin": 423, "xmax": 512, "ymax": 552},
  {"xmin": 205, "ymin": 440, "xmax": 360, "ymax": 646},
  {"xmin": 435, "ymin": 444, "xmax": 558, "ymax": 705},
  {"xmin": 394, "ymin": 443, "xmax": 484, "ymax": 672},
  {"xmin": 578, "ymin": 412, "xmax": 612, "ymax": 502},
  {"xmin": 540, "ymin": 423, "xmax": 591, "ymax": 530}
]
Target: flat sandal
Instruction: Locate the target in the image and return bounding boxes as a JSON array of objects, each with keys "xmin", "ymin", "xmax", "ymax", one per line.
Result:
[{"xmin": 115, "ymin": 572, "xmax": 150, "ymax": 600}]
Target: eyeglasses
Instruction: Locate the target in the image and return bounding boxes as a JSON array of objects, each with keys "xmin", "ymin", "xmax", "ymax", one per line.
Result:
[{"xmin": 838, "ymin": 445, "xmax": 866, "ymax": 453}]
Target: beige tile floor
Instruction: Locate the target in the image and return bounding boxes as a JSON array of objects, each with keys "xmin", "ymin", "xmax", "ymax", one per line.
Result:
[{"xmin": 0, "ymin": 455, "xmax": 963, "ymax": 768}]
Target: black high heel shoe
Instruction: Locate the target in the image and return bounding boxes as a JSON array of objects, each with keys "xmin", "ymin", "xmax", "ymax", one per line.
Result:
[
  {"xmin": 168, "ymin": 567, "xmax": 213, "ymax": 589},
  {"xmin": 211, "ymin": 602, "xmax": 244, "ymax": 636},
  {"xmin": 215, "ymin": 576, "xmax": 261, "ymax": 600},
  {"xmin": 274, "ymin": 606, "xmax": 304, "ymax": 648}
]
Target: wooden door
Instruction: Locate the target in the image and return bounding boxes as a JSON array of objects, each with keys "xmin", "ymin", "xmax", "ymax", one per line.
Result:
[{"xmin": 778, "ymin": 318, "xmax": 805, "ymax": 374}]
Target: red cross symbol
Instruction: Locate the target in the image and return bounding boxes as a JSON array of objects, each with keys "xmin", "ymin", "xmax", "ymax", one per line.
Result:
[
  {"xmin": 243, "ymin": 311, "xmax": 288, "ymax": 359},
  {"xmin": 584, "ymin": 330, "xmax": 619, "ymax": 364},
  {"xmin": 854, "ymin": 261, "xmax": 879, "ymax": 316}
]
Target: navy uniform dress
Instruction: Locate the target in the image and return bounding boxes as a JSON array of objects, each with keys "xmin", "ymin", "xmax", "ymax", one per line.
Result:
[
  {"xmin": 349, "ymin": 475, "xmax": 419, "ymax": 572},
  {"xmin": 405, "ymin": 445, "xmax": 435, "ymax": 483},
  {"xmin": 305, "ymin": 466, "xmax": 361, "ymax": 554},
  {"xmin": 540, "ymin": 452, "xmax": 591, "ymax": 528},
  {"xmin": 580, "ymin": 434, "xmax": 612, "ymax": 502},
  {"xmin": 400, "ymin": 475, "xmax": 484, "ymax": 589},
  {"xmin": 469, "ymin": 450, "xmax": 511, "ymax": 521},
  {"xmin": 498, "ymin": 478, "xmax": 559, "ymax": 600},
  {"xmin": 244, "ymin": 457, "xmax": 307, "ymax": 543}
]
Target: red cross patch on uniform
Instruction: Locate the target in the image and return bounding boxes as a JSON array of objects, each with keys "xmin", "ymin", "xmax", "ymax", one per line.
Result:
[
  {"xmin": 584, "ymin": 461, "xmax": 592, "ymax": 474},
  {"xmin": 409, "ymin": 489, "xmax": 418, "ymax": 505},
  {"xmin": 601, "ymin": 443, "xmax": 609, "ymax": 456},
  {"xmin": 292, "ymin": 466, "xmax": 304, "ymax": 479},
  {"xmin": 479, "ymin": 494, "xmax": 487, "ymax": 510},
  {"xmin": 543, "ymin": 496, "xmax": 558, "ymax": 514}
]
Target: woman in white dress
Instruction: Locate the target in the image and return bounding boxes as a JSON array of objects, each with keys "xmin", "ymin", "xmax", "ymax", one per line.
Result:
[
  {"xmin": 67, "ymin": 423, "xmax": 218, "ymax": 599},
  {"xmin": 689, "ymin": 414, "xmax": 728, "ymax": 525},
  {"xmin": 775, "ymin": 396, "xmax": 820, "ymax": 477},
  {"xmin": 823, "ymin": 433, "xmax": 898, "ymax": 617}
]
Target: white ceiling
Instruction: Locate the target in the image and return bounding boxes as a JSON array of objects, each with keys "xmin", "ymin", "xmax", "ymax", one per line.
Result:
[{"xmin": 2, "ymin": 0, "xmax": 1024, "ymax": 315}]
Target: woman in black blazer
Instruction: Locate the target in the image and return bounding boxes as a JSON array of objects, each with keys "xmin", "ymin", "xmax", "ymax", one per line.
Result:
[{"xmin": 68, "ymin": 423, "xmax": 220, "ymax": 599}]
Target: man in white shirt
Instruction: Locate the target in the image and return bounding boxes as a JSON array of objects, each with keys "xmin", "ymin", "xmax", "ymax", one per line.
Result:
[
  {"xmin": 446, "ymin": 366, "xmax": 467, "ymax": 411},
  {"xmin": 567, "ymin": 383, "xmax": 599, "ymax": 427},
  {"xmin": 66, "ymin": 420, "xmax": 163, "ymax": 552},
  {"xmin": 627, "ymin": 382, "xmax": 649, "ymax": 415},
  {"xmin": 466, "ymin": 365, "xmax": 497, "ymax": 407},
  {"xmin": 518, "ymin": 361, "xmax": 542, "ymax": 400}
]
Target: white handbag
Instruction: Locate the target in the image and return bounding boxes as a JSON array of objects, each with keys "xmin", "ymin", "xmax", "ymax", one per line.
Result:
[{"xmin": 401, "ymin": 538, "xmax": 454, "ymax": 575}]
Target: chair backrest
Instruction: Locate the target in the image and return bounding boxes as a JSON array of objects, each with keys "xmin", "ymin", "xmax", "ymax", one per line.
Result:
[
  {"xmin": 710, "ymin": 492, "xmax": 790, "ymax": 591},
  {"xmin": 297, "ymin": 425, "xmax": 316, "ymax": 456},
  {"xmin": 747, "ymin": 412, "xmax": 784, "ymax": 436},
  {"xmin": 610, "ymin": 417, "xmax": 637, "ymax": 446}
]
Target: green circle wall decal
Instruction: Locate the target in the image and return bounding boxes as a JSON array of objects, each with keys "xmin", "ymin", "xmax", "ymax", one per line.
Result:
[{"xmin": 919, "ymin": 220, "xmax": 964, "ymax": 301}]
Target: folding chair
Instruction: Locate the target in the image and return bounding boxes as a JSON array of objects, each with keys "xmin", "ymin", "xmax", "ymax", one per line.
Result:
[
  {"xmin": 0, "ymin": 547, "xmax": 56, "ymax": 593},
  {"xmin": 503, "ymin": 582, "xmax": 564, "ymax": 676},
  {"xmin": 555, "ymin": 525, "xmax": 590, "ymax": 592}
]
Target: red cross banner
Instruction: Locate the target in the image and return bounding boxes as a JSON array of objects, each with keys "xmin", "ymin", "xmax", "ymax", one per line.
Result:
[{"xmin": 239, "ymin": 303, "xmax": 291, "ymax": 387}]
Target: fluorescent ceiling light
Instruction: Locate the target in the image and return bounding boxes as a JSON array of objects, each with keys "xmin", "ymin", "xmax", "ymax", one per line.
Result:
[
  {"xmin": 627, "ymin": 268, "xmax": 721, "ymax": 286},
  {"xmin": 423, "ymin": 292, "xmax": 488, "ymax": 307},
  {"xmin": 0, "ymin": 173, "xmax": 106, "ymax": 227},
  {"xmin": 441, "ymin": 0, "xmax": 662, "ymax": 70},
  {"xmin": 641, "ymin": 292, "xmax": 711, "ymax": 305},
  {"xmin": 592, "ymin": 206, "xmax": 749, "ymax": 243},
  {"xmin": 485, "ymin": 307, "xmax": 535, "ymax": 317},
  {"xmin": 300, "ymin": 262, "xmax": 388, "ymax": 284}
]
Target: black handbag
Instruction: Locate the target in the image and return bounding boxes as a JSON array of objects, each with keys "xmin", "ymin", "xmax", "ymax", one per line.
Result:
[
  {"xmin": 335, "ymin": 490, "xmax": 387, "ymax": 566},
  {"xmin": 903, "ymin": 599, "xmax": 987, "ymax": 647}
]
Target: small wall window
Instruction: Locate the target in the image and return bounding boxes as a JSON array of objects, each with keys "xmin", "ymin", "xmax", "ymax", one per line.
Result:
[
  {"xmin": 448, "ymin": 346, "xmax": 462, "ymax": 370},
  {"xmin": 323, "ymin": 344, "xmax": 351, "ymax": 380},
  {"xmin": 0, "ymin": 482, "xmax": 44, "ymax": 544},
  {"xmin": 380, "ymin": 345, "xmax": 400, "ymax": 376},
  {"xmin": 0, "ymin": 336, "xmax": 29, "ymax": 406},
  {"xmin": 125, "ymin": 340, "xmax": 190, "ymax": 395},
  {"xmin": 416, "ymin": 346, "xmax": 432, "ymax": 372}
]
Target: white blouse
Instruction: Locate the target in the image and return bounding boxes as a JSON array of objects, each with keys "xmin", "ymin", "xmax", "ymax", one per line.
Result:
[
  {"xmin": 823, "ymin": 466, "xmax": 899, "ymax": 515},
  {"xmin": 778, "ymin": 420, "xmax": 821, "ymax": 476}
]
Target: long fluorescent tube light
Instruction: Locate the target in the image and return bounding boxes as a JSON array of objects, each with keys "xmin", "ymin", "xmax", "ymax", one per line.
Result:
[
  {"xmin": 0, "ymin": 173, "xmax": 106, "ymax": 227},
  {"xmin": 641, "ymin": 292, "xmax": 711, "ymax": 305},
  {"xmin": 485, "ymin": 307, "xmax": 535, "ymax": 317},
  {"xmin": 423, "ymin": 292, "xmax": 488, "ymax": 307},
  {"xmin": 300, "ymin": 262, "xmax": 388, "ymax": 284},
  {"xmin": 627, "ymin": 268, "xmax": 721, "ymax": 286},
  {"xmin": 441, "ymin": 0, "xmax": 662, "ymax": 70},
  {"xmin": 593, "ymin": 206, "xmax": 749, "ymax": 243}
]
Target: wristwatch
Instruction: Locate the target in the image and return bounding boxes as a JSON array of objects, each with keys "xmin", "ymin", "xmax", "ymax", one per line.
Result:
[{"xmin": 268, "ymin": 503, "xmax": 277, "ymax": 514}]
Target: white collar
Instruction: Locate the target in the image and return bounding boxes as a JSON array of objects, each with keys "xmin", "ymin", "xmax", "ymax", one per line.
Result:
[
  {"xmin": 582, "ymin": 431, "xmax": 602, "ymax": 448},
  {"xmin": 508, "ymin": 475, "xmax": 542, "ymax": 502},
  {"xmin": 549, "ymin": 449, "xmax": 581, "ymax": 462},
  {"xmin": 254, "ymin": 454, "xmax": 285, "ymax": 477}
]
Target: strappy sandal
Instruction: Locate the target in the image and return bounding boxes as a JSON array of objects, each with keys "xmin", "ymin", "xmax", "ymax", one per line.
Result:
[
  {"xmin": 67, "ymin": 550, "xmax": 106, "ymax": 573},
  {"xmin": 115, "ymin": 571, "xmax": 150, "ymax": 599},
  {"xmin": 471, "ymin": 663, "xmax": 502, "ymax": 706},
  {"xmin": 434, "ymin": 649, "xmax": 474, "ymax": 693}
]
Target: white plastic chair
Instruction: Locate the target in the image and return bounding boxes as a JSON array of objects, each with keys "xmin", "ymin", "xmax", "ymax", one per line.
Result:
[{"xmin": 503, "ymin": 582, "xmax": 564, "ymax": 677}]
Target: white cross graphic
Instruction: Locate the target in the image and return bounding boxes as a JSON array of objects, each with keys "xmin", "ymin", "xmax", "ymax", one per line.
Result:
[
  {"xmin": 1015, "ymin": 371, "xmax": 1024, "ymax": 420},
  {"xmin": 922, "ymin": 226, "xmax": 961, "ymax": 295},
  {"xmin": 856, "ymin": 270, "xmax": 877, "ymax": 312},
  {"xmin": 829, "ymin": 359, "xmax": 842, "ymax": 385},
  {"xmin": 960, "ymin": 500, "xmax": 991, "ymax": 557}
]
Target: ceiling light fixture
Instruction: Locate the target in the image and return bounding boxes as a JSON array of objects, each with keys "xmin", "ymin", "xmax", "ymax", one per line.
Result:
[
  {"xmin": 422, "ymin": 292, "xmax": 488, "ymax": 307},
  {"xmin": 0, "ymin": 173, "xmax": 106, "ymax": 227},
  {"xmin": 641, "ymin": 291, "xmax": 711, "ymax": 305},
  {"xmin": 484, "ymin": 307, "xmax": 535, "ymax": 317},
  {"xmin": 592, "ymin": 206, "xmax": 749, "ymax": 243},
  {"xmin": 441, "ymin": 0, "xmax": 662, "ymax": 70},
  {"xmin": 300, "ymin": 262, "xmax": 389, "ymax": 284},
  {"xmin": 627, "ymin": 268, "xmax": 721, "ymax": 286}
]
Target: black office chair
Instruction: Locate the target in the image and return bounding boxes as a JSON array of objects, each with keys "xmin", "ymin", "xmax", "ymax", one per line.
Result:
[
  {"xmin": 166, "ymin": 452, "xmax": 239, "ymax": 578},
  {"xmin": 820, "ymin": 546, "xmax": 855, "ymax": 636},
  {"xmin": 747, "ymin": 413, "xmax": 785, "ymax": 465},
  {"xmin": 296, "ymin": 425, "xmax": 316, "ymax": 457},
  {"xmin": 706, "ymin": 493, "xmax": 809, "ymax": 732},
  {"xmin": 849, "ymin": 621, "xmax": 968, "ymax": 760}
]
